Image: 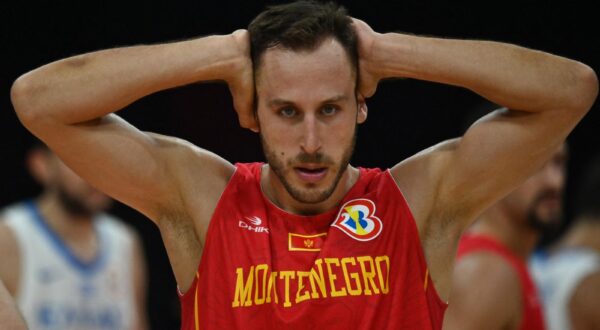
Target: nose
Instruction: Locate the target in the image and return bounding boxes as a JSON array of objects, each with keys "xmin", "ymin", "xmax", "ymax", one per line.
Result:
[
  {"xmin": 300, "ymin": 114, "xmax": 322, "ymax": 155},
  {"xmin": 541, "ymin": 162, "xmax": 565, "ymax": 192}
]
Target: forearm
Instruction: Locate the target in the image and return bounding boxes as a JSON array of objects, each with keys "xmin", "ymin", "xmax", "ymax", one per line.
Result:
[
  {"xmin": 370, "ymin": 33, "xmax": 597, "ymax": 113},
  {"xmin": 11, "ymin": 34, "xmax": 242, "ymax": 125}
]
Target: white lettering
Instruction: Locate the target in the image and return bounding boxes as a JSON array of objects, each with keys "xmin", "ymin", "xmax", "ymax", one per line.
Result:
[{"xmin": 239, "ymin": 220, "xmax": 269, "ymax": 234}]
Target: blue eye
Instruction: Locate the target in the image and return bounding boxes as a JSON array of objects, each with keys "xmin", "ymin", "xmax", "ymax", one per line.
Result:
[
  {"xmin": 279, "ymin": 107, "xmax": 297, "ymax": 118},
  {"xmin": 321, "ymin": 105, "xmax": 337, "ymax": 116}
]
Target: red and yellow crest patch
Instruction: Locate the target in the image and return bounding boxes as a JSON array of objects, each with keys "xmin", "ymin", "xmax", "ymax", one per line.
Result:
[{"xmin": 332, "ymin": 199, "xmax": 382, "ymax": 241}]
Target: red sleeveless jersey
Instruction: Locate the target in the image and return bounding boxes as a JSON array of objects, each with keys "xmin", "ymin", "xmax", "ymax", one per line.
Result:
[
  {"xmin": 180, "ymin": 163, "xmax": 447, "ymax": 329},
  {"xmin": 457, "ymin": 234, "xmax": 545, "ymax": 330}
]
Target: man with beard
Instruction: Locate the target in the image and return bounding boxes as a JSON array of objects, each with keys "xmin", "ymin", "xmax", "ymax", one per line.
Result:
[
  {"xmin": 9, "ymin": 1, "xmax": 597, "ymax": 329},
  {"xmin": 530, "ymin": 155, "xmax": 600, "ymax": 330},
  {"xmin": 443, "ymin": 144, "xmax": 568, "ymax": 330},
  {"xmin": 0, "ymin": 143, "xmax": 148, "ymax": 330}
]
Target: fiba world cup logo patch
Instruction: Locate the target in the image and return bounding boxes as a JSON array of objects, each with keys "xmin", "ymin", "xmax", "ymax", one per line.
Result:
[{"xmin": 332, "ymin": 199, "xmax": 383, "ymax": 241}]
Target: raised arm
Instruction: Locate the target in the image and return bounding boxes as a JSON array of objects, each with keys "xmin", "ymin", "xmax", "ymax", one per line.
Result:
[
  {"xmin": 10, "ymin": 30, "xmax": 254, "ymax": 224},
  {"xmin": 354, "ymin": 19, "xmax": 597, "ymax": 232},
  {"xmin": 353, "ymin": 20, "xmax": 597, "ymax": 298}
]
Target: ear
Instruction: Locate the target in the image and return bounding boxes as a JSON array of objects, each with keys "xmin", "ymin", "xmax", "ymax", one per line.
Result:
[
  {"xmin": 26, "ymin": 148, "xmax": 52, "ymax": 186},
  {"xmin": 357, "ymin": 95, "xmax": 368, "ymax": 124}
]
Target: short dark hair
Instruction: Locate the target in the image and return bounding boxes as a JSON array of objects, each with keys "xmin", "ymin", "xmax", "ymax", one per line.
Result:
[
  {"xmin": 574, "ymin": 154, "xmax": 600, "ymax": 222},
  {"xmin": 248, "ymin": 1, "xmax": 358, "ymax": 77}
]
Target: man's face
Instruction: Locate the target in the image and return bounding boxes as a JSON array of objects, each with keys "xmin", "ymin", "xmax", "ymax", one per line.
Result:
[
  {"xmin": 45, "ymin": 153, "xmax": 112, "ymax": 217},
  {"xmin": 503, "ymin": 144, "xmax": 568, "ymax": 232},
  {"xmin": 254, "ymin": 38, "xmax": 366, "ymax": 204}
]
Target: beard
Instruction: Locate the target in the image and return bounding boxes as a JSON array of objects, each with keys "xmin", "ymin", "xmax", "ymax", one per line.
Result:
[
  {"xmin": 53, "ymin": 184, "xmax": 108, "ymax": 218},
  {"xmin": 526, "ymin": 189, "xmax": 563, "ymax": 236},
  {"xmin": 261, "ymin": 125, "xmax": 357, "ymax": 204}
]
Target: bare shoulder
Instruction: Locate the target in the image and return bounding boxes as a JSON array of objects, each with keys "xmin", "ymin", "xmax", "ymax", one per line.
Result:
[
  {"xmin": 113, "ymin": 134, "xmax": 236, "ymax": 291},
  {"xmin": 390, "ymin": 138, "xmax": 461, "ymax": 233},
  {"xmin": 147, "ymin": 132, "xmax": 235, "ymax": 217},
  {"xmin": 0, "ymin": 222, "xmax": 19, "ymax": 262},
  {"xmin": 0, "ymin": 221, "xmax": 17, "ymax": 246},
  {"xmin": 148, "ymin": 132, "xmax": 235, "ymax": 178},
  {"xmin": 444, "ymin": 251, "xmax": 521, "ymax": 330},
  {"xmin": 390, "ymin": 139, "xmax": 464, "ymax": 300},
  {"xmin": 453, "ymin": 251, "xmax": 521, "ymax": 291},
  {"xmin": 0, "ymin": 277, "xmax": 27, "ymax": 330},
  {"xmin": 147, "ymin": 132, "xmax": 236, "ymax": 239},
  {"xmin": 569, "ymin": 270, "xmax": 600, "ymax": 329},
  {"xmin": 0, "ymin": 222, "xmax": 21, "ymax": 296}
]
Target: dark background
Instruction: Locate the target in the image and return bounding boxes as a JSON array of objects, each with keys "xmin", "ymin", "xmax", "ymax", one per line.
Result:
[{"xmin": 2, "ymin": 1, "xmax": 598, "ymax": 328}]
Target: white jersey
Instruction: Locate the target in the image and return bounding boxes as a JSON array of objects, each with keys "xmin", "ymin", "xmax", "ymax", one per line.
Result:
[
  {"xmin": 530, "ymin": 248, "xmax": 600, "ymax": 330},
  {"xmin": 1, "ymin": 201, "xmax": 136, "ymax": 330}
]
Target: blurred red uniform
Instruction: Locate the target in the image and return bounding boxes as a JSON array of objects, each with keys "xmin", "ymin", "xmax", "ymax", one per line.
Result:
[{"xmin": 457, "ymin": 234, "xmax": 545, "ymax": 330}]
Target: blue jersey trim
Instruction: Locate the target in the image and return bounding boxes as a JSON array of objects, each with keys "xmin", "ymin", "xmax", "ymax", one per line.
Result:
[
  {"xmin": 532, "ymin": 248, "xmax": 549, "ymax": 262},
  {"xmin": 26, "ymin": 200, "xmax": 107, "ymax": 276}
]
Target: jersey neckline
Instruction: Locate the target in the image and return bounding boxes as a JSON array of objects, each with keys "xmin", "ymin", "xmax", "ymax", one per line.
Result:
[
  {"xmin": 25, "ymin": 200, "xmax": 107, "ymax": 276},
  {"xmin": 256, "ymin": 163, "xmax": 365, "ymax": 222}
]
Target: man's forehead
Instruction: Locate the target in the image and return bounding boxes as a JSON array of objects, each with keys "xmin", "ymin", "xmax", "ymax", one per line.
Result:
[
  {"xmin": 266, "ymin": 94, "xmax": 350, "ymax": 107},
  {"xmin": 256, "ymin": 39, "xmax": 356, "ymax": 80},
  {"xmin": 254, "ymin": 43, "xmax": 357, "ymax": 105}
]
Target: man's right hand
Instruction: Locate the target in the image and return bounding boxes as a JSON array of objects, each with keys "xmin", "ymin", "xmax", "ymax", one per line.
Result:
[
  {"xmin": 352, "ymin": 18, "xmax": 383, "ymax": 99},
  {"xmin": 228, "ymin": 29, "xmax": 257, "ymax": 132}
]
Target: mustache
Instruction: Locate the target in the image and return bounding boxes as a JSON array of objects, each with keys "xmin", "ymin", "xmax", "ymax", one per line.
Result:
[
  {"xmin": 292, "ymin": 152, "xmax": 334, "ymax": 165},
  {"xmin": 532, "ymin": 189, "xmax": 562, "ymax": 205}
]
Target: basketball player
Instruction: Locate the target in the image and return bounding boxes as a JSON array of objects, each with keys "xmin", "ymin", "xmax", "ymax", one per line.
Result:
[
  {"xmin": 9, "ymin": 1, "xmax": 597, "ymax": 328},
  {"xmin": 531, "ymin": 155, "xmax": 600, "ymax": 330},
  {"xmin": 0, "ymin": 279, "xmax": 27, "ymax": 330},
  {"xmin": 0, "ymin": 144, "xmax": 148, "ymax": 330},
  {"xmin": 443, "ymin": 143, "xmax": 567, "ymax": 330}
]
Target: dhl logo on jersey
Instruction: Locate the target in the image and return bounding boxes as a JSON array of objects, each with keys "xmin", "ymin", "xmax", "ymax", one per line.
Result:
[{"xmin": 332, "ymin": 199, "xmax": 383, "ymax": 241}]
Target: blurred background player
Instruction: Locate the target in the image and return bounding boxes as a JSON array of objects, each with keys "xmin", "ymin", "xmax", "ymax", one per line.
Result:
[
  {"xmin": 443, "ymin": 101, "xmax": 569, "ymax": 330},
  {"xmin": 0, "ymin": 279, "xmax": 27, "ymax": 330},
  {"xmin": 0, "ymin": 142, "xmax": 148, "ymax": 330},
  {"xmin": 531, "ymin": 154, "xmax": 600, "ymax": 330}
]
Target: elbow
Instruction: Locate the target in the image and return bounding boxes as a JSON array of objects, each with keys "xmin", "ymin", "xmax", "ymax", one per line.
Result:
[
  {"xmin": 571, "ymin": 62, "xmax": 598, "ymax": 115},
  {"xmin": 10, "ymin": 73, "xmax": 45, "ymax": 128},
  {"xmin": 11, "ymin": 74, "xmax": 35, "ymax": 123}
]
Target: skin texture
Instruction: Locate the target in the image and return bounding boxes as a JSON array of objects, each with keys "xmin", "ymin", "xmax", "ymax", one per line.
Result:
[
  {"xmin": 502, "ymin": 145, "xmax": 568, "ymax": 233},
  {"xmin": 569, "ymin": 271, "xmax": 600, "ymax": 330},
  {"xmin": 0, "ymin": 149, "xmax": 148, "ymax": 330},
  {"xmin": 0, "ymin": 279, "xmax": 27, "ymax": 330},
  {"xmin": 256, "ymin": 39, "xmax": 367, "ymax": 214},
  {"xmin": 443, "ymin": 145, "xmax": 567, "ymax": 330},
  {"xmin": 9, "ymin": 14, "xmax": 598, "ymax": 305},
  {"xmin": 443, "ymin": 252, "xmax": 521, "ymax": 330}
]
